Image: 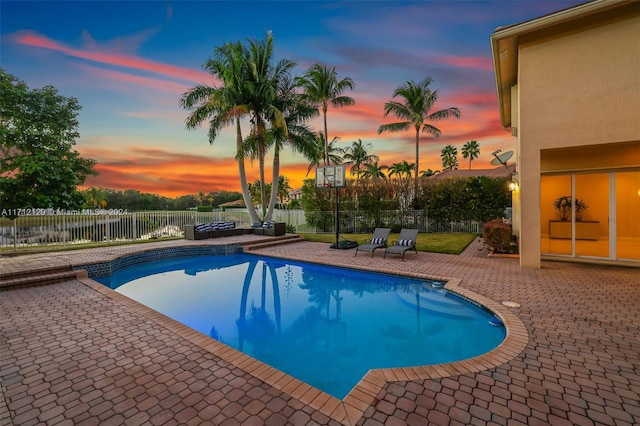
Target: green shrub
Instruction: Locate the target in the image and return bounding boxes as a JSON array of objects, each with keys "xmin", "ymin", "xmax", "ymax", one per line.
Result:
[{"xmin": 482, "ymin": 218, "xmax": 512, "ymax": 253}]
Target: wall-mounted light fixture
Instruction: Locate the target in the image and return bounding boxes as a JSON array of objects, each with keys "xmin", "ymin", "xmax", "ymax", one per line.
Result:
[{"xmin": 509, "ymin": 173, "xmax": 519, "ymax": 192}]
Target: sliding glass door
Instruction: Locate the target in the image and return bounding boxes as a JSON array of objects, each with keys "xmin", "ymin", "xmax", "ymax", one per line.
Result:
[
  {"xmin": 541, "ymin": 171, "xmax": 639, "ymax": 262},
  {"xmin": 616, "ymin": 171, "xmax": 640, "ymax": 261},
  {"xmin": 541, "ymin": 175, "xmax": 572, "ymax": 255},
  {"xmin": 574, "ymin": 173, "xmax": 609, "ymax": 258}
]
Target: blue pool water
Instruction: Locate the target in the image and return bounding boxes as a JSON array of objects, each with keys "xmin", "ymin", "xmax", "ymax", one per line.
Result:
[{"xmin": 96, "ymin": 254, "xmax": 505, "ymax": 399}]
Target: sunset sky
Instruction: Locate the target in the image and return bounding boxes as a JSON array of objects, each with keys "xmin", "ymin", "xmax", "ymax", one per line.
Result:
[{"xmin": 1, "ymin": 1, "xmax": 583, "ymax": 198}]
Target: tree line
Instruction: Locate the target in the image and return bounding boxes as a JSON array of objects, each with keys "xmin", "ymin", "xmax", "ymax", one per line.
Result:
[{"xmin": 81, "ymin": 187, "xmax": 246, "ymax": 211}]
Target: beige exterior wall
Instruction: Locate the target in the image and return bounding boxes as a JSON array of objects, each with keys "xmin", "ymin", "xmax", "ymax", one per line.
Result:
[
  {"xmin": 510, "ymin": 85, "xmax": 521, "ymax": 239},
  {"xmin": 516, "ymin": 14, "xmax": 640, "ymax": 267}
]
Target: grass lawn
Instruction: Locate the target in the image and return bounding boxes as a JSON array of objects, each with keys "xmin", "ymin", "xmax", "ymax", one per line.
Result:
[{"xmin": 298, "ymin": 232, "xmax": 478, "ymax": 255}]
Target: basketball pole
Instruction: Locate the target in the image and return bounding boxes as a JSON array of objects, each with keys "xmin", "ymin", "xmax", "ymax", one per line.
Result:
[{"xmin": 335, "ymin": 185, "xmax": 339, "ymax": 249}]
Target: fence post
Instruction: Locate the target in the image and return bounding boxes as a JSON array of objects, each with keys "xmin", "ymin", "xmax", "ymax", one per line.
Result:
[
  {"xmin": 106, "ymin": 213, "xmax": 111, "ymax": 243},
  {"xmin": 132, "ymin": 213, "xmax": 137, "ymax": 240}
]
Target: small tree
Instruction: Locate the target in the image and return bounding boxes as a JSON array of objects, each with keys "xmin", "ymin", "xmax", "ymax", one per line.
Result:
[
  {"xmin": 441, "ymin": 144, "xmax": 459, "ymax": 170},
  {"xmin": 296, "ymin": 64, "xmax": 355, "ymax": 165},
  {"xmin": 300, "ymin": 179, "xmax": 334, "ymax": 231},
  {"xmin": 1, "ymin": 69, "xmax": 97, "ymax": 215},
  {"xmin": 378, "ymin": 78, "xmax": 460, "ymax": 191},
  {"xmin": 461, "ymin": 140, "xmax": 480, "ymax": 170}
]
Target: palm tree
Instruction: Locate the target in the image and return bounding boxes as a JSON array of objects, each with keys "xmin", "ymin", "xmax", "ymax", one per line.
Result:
[
  {"xmin": 387, "ymin": 160, "xmax": 415, "ymax": 182},
  {"xmin": 263, "ymin": 74, "xmax": 317, "ymax": 219},
  {"xmin": 441, "ymin": 144, "xmax": 459, "ymax": 170},
  {"xmin": 296, "ymin": 64, "xmax": 355, "ymax": 165},
  {"xmin": 461, "ymin": 140, "xmax": 480, "ymax": 170},
  {"xmin": 378, "ymin": 77, "xmax": 460, "ymax": 190},
  {"xmin": 341, "ymin": 139, "xmax": 380, "ymax": 185},
  {"xmin": 305, "ymin": 132, "xmax": 343, "ymax": 177},
  {"xmin": 180, "ymin": 40, "xmax": 262, "ymax": 226},
  {"xmin": 420, "ymin": 169, "xmax": 439, "ymax": 177},
  {"xmin": 243, "ymin": 32, "xmax": 295, "ymax": 218},
  {"xmin": 248, "ymin": 180, "xmax": 271, "ymax": 207},
  {"xmin": 361, "ymin": 161, "xmax": 388, "ymax": 179},
  {"xmin": 196, "ymin": 191, "xmax": 206, "ymax": 206},
  {"xmin": 85, "ymin": 186, "xmax": 107, "ymax": 208},
  {"xmin": 277, "ymin": 175, "xmax": 292, "ymax": 207}
]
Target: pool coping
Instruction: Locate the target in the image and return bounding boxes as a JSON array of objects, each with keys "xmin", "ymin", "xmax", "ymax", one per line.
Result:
[{"xmin": 69, "ymin": 243, "xmax": 529, "ymax": 426}]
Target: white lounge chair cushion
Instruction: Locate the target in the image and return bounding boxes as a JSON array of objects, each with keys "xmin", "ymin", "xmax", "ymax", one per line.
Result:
[
  {"xmin": 398, "ymin": 239, "xmax": 414, "ymax": 247},
  {"xmin": 371, "ymin": 237, "xmax": 385, "ymax": 244}
]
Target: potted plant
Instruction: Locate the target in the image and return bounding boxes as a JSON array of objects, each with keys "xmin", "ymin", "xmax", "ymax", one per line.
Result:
[
  {"xmin": 553, "ymin": 196, "xmax": 572, "ymax": 221},
  {"xmin": 553, "ymin": 196, "xmax": 588, "ymax": 221},
  {"xmin": 574, "ymin": 198, "xmax": 588, "ymax": 221}
]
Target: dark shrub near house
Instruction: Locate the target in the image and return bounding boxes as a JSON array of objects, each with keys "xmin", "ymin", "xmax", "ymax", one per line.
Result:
[{"xmin": 482, "ymin": 219, "xmax": 513, "ymax": 253}]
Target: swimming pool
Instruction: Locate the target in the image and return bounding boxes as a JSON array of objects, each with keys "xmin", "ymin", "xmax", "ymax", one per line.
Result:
[{"xmin": 96, "ymin": 253, "xmax": 505, "ymax": 399}]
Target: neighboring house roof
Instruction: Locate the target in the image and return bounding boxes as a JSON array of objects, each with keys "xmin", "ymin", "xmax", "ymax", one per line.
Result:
[
  {"xmin": 219, "ymin": 199, "xmax": 245, "ymax": 207},
  {"xmin": 431, "ymin": 164, "xmax": 516, "ymax": 180},
  {"xmin": 288, "ymin": 188, "xmax": 302, "ymax": 197},
  {"xmin": 490, "ymin": 0, "xmax": 636, "ymax": 129}
]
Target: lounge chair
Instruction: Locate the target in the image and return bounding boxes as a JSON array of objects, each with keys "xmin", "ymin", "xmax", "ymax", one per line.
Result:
[
  {"xmin": 354, "ymin": 228, "xmax": 391, "ymax": 257},
  {"xmin": 384, "ymin": 228, "xmax": 419, "ymax": 260}
]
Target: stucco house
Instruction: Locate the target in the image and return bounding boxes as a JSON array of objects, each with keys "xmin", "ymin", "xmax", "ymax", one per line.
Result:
[{"xmin": 490, "ymin": 0, "xmax": 640, "ymax": 268}]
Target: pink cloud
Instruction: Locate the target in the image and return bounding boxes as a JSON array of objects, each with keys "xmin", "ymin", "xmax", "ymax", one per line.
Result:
[
  {"xmin": 80, "ymin": 65, "xmax": 190, "ymax": 94},
  {"xmin": 444, "ymin": 90, "xmax": 498, "ymax": 109},
  {"xmin": 14, "ymin": 31, "xmax": 213, "ymax": 84},
  {"xmin": 437, "ymin": 55, "xmax": 494, "ymax": 71}
]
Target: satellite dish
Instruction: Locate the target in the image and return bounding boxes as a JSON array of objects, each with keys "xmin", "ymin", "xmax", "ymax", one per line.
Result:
[{"xmin": 490, "ymin": 149, "xmax": 513, "ymax": 168}]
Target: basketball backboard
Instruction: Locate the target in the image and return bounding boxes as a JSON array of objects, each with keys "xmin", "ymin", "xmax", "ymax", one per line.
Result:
[{"xmin": 315, "ymin": 165, "xmax": 346, "ymax": 188}]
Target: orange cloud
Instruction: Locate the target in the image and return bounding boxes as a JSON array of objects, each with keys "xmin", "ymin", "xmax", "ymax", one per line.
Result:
[
  {"xmin": 79, "ymin": 144, "xmax": 318, "ymax": 197},
  {"xmin": 80, "ymin": 147, "xmax": 236, "ymax": 197},
  {"xmin": 14, "ymin": 31, "xmax": 213, "ymax": 84}
]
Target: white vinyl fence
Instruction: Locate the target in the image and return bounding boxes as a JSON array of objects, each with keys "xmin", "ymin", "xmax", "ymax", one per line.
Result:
[
  {"xmin": 0, "ymin": 209, "xmax": 308, "ymax": 250},
  {"xmin": 0, "ymin": 207, "xmax": 506, "ymax": 250},
  {"xmin": 308, "ymin": 209, "xmax": 506, "ymax": 234}
]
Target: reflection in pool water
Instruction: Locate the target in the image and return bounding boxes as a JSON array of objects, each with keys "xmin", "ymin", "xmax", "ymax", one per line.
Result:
[{"xmin": 97, "ymin": 253, "xmax": 505, "ymax": 399}]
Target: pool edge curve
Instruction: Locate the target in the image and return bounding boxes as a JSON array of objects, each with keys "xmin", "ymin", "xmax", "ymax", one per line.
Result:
[{"xmin": 75, "ymin": 244, "xmax": 529, "ymax": 426}]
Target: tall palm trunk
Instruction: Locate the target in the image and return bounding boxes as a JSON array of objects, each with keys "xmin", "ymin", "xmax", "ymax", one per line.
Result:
[
  {"xmin": 257, "ymin": 118, "xmax": 267, "ymax": 218},
  {"xmin": 236, "ymin": 120, "xmax": 262, "ymax": 226},
  {"xmin": 414, "ymin": 126, "xmax": 420, "ymax": 192},
  {"xmin": 322, "ymin": 104, "xmax": 329, "ymax": 166},
  {"xmin": 265, "ymin": 143, "xmax": 280, "ymax": 221}
]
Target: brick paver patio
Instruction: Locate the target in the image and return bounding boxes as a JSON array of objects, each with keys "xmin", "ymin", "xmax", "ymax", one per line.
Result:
[{"xmin": 1, "ymin": 236, "xmax": 638, "ymax": 425}]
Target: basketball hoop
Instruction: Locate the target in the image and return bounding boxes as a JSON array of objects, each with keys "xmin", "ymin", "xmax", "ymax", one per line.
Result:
[
  {"xmin": 315, "ymin": 165, "xmax": 349, "ymax": 249},
  {"xmin": 315, "ymin": 165, "xmax": 346, "ymax": 188}
]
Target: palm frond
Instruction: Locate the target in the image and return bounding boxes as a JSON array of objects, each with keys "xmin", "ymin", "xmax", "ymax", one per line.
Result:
[
  {"xmin": 378, "ymin": 122, "xmax": 411, "ymax": 134},
  {"xmin": 420, "ymin": 124, "xmax": 442, "ymax": 137},
  {"xmin": 427, "ymin": 107, "xmax": 461, "ymax": 122}
]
